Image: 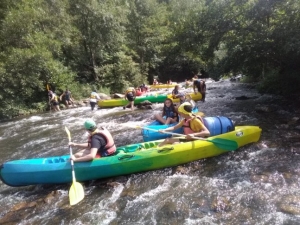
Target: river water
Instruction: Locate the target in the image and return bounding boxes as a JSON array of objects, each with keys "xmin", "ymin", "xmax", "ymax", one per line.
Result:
[{"xmin": 1, "ymin": 79, "xmax": 300, "ymax": 225}]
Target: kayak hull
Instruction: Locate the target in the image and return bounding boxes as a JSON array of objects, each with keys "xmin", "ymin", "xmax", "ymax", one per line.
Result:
[
  {"xmin": 0, "ymin": 126, "xmax": 261, "ymax": 187},
  {"xmin": 149, "ymin": 84, "xmax": 177, "ymax": 89}
]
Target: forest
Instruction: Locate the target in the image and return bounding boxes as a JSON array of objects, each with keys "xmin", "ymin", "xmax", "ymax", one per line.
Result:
[{"xmin": 0, "ymin": 0, "xmax": 299, "ymax": 119}]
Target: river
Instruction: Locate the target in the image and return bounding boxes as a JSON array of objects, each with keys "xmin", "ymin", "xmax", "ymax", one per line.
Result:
[{"xmin": 1, "ymin": 79, "xmax": 300, "ymax": 225}]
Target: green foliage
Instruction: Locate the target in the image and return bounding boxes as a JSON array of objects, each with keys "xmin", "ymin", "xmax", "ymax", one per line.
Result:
[
  {"xmin": 97, "ymin": 51, "xmax": 141, "ymax": 93},
  {"xmin": 0, "ymin": 0, "xmax": 299, "ymax": 119},
  {"xmin": 258, "ymin": 70, "xmax": 300, "ymax": 97}
]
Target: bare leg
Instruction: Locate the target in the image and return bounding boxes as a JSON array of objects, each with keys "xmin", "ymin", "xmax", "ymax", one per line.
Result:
[
  {"xmin": 165, "ymin": 117, "xmax": 177, "ymax": 124},
  {"xmin": 158, "ymin": 138, "xmax": 180, "ymax": 147},
  {"xmin": 165, "ymin": 117, "xmax": 172, "ymax": 125},
  {"xmin": 130, "ymin": 101, "xmax": 134, "ymax": 111},
  {"xmin": 65, "ymin": 100, "xmax": 70, "ymax": 109},
  {"xmin": 154, "ymin": 114, "xmax": 166, "ymax": 124}
]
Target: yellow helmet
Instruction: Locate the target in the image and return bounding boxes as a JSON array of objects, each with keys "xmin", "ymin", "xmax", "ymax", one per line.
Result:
[{"xmin": 178, "ymin": 102, "xmax": 192, "ymax": 115}]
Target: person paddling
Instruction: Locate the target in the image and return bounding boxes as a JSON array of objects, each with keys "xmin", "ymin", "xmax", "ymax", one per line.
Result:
[
  {"xmin": 68, "ymin": 119, "xmax": 116, "ymax": 162},
  {"xmin": 158, "ymin": 102, "xmax": 210, "ymax": 147}
]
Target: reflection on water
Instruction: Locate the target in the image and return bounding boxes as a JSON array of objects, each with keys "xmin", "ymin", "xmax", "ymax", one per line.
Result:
[{"xmin": 1, "ymin": 79, "xmax": 300, "ymax": 224}]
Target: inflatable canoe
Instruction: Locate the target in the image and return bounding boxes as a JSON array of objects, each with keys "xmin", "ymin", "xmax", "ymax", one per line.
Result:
[
  {"xmin": 149, "ymin": 83, "xmax": 177, "ymax": 89},
  {"xmin": 98, "ymin": 92, "xmax": 202, "ymax": 108},
  {"xmin": 0, "ymin": 125, "xmax": 261, "ymax": 186},
  {"xmin": 142, "ymin": 116, "xmax": 235, "ymax": 142}
]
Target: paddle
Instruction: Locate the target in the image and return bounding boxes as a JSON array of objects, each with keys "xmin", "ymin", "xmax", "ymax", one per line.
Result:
[
  {"xmin": 135, "ymin": 126, "xmax": 238, "ymax": 151},
  {"xmin": 65, "ymin": 126, "xmax": 85, "ymax": 205},
  {"xmin": 46, "ymin": 84, "xmax": 52, "ymax": 112}
]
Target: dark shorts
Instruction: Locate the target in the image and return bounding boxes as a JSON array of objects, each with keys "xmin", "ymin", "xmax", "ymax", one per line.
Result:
[
  {"xmin": 98, "ymin": 149, "xmax": 116, "ymax": 157},
  {"xmin": 90, "ymin": 102, "xmax": 96, "ymax": 108},
  {"xmin": 126, "ymin": 93, "xmax": 135, "ymax": 102},
  {"xmin": 52, "ymin": 101, "xmax": 59, "ymax": 106}
]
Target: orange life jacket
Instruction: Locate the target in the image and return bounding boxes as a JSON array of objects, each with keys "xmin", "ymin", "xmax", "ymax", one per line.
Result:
[
  {"xmin": 88, "ymin": 128, "xmax": 116, "ymax": 155},
  {"xmin": 182, "ymin": 115, "xmax": 204, "ymax": 135}
]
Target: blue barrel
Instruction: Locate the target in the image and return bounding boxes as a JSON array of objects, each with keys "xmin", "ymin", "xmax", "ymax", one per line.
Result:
[{"xmin": 203, "ymin": 116, "xmax": 235, "ymax": 136}]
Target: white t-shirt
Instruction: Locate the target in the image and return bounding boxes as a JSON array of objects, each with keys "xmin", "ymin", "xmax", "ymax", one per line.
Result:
[{"xmin": 90, "ymin": 92, "xmax": 100, "ymax": 102}]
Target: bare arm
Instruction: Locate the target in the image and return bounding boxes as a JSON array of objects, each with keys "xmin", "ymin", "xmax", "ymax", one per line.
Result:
[
  {"xmin": 69, "ymin": 142, "xmax": 89, "ymax": 148},
  {"xmin": 193, "ymin": 85, "xmax": 197, "ymax": 94},
  {"xmin": 71, "ymin": 147, "xmax": 98, "ymax": 162},
  {"xmin": 164, "ymin": 122, "xmax": 183, "ymax": 131}
]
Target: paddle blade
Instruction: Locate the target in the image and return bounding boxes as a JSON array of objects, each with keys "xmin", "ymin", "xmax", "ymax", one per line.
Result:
[
  {"xmin": 208, "ymin": 138, "xmax": 239, "ymax": 151},
  {"xmin": 65, "ymin": 126, "xmax": 71, "ymax": 142},
  {"xmin": 69, "ymin": 181, "xmax": 85, "ymax": 205}
]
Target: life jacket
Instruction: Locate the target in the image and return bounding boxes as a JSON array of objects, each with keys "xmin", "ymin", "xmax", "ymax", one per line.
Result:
[
  {"xmin": 172, "ymin": 88, "xmax": 179, "ymax": 96},
  {"xmin": 90, "ymin": 92, "xmax": 98, "ymax": 99},
  {"xmin": 51, "ymin": 94, "xmax": 58, "ymax": 102},
  {"xmin": 163, "ymin": 106, "xmax": 177, "ymax": 121},
  {"xmin": 88, "ymin": 127, "xmax": 116, "ymax": 155},
  {"xmin": 126, "ymin": 87, "xmax": 135, "ymax": 96},
  {"xmin": 65, "ymin": 91, "xmax": 71, "ymax": 98},
  {"xmin": 182, "ymin": 115, "xmax": 204, "ymax": 135}
]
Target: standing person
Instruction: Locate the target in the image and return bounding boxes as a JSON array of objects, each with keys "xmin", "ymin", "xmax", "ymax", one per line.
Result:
[
  {"xmin": 158, "ymin": 102, "xmax": 210, "ymax": 147},
  {"xmin": 68, "ymin": 119, "xmax": 116, "ymax": 162},
  {"xmin": 140, "ymin": 83, "xmax": 149, "ymax": 92},
  {"xmin": 123, "ymin": 87, "xmax": 136, "ymax": 111},
  {"xmin": 193, "ymin": 77, "xmax": 206, "ymax": 102},
  {"xmin": 60, "ymin": 89, "xmax": 74, "ymax": 109},
  {"xmin": 172, "ymin": 85, "xmax": 181, "ymax": 99},
  {"xmin": 153, "ymin": 78, "xmax": 159, "ymax": 85},
  {"xmin": 90, "ymin": 90, "xmax": 100, "ymax": 111},
  {"xmin": 154, "ymin": 98, "xmax": 179, "ymax": 125},
  {"xmin": 48, "ymin": 90, "xmax": 60, "ymax": 112}
]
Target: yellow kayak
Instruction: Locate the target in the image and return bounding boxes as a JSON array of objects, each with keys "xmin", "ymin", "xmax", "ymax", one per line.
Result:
[{"xmin": 150, "ymin": 83, "xmax": 177, "ymax": 89}]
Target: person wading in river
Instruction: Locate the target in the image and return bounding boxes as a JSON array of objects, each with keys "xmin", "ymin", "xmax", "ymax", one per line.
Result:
[{"xmin": 60, "ymin": 89, "xmax": 75, "ymax": 109}]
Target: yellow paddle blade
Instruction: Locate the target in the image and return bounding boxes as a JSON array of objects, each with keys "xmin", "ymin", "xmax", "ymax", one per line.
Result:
[
  {"xmin": 69, "ymin": 181, "xmax": 85, "ymax": 205},
  {"xmin": 65, "ymin": 126, "xmax": 71, "ymax": 142}
]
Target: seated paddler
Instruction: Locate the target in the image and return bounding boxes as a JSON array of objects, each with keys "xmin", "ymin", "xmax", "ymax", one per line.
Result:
[
  {"xmin": 158, "ymin": 102, "xmax": 210, "ymax": 147},
  {"xmin": 69, "ymin": 119, "xmax": 116, "ymax": 162}
]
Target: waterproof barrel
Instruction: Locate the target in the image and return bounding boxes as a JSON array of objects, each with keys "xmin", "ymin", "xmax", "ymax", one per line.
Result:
[{"xmin": 203, "ymin": 116, "xmax": 235, "ymax": 136}]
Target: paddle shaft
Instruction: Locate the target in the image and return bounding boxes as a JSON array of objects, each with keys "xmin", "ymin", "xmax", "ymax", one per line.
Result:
[
  {"xmin": 65, "ymin": 126, "xmax": 85, "ymax": 205},
  {"xmin": 69, "ymin": 145, "xmax": 77, "ymax": 182},
  {"xmin": 139, "ymin": 125, "xmax": 239, "ymax": 151},
  {"xmin": 46, "ymin": 84, "xmax": 52, "ymax": 113},
  {"xmin": 65, "ymin": 127, "xmax": 77, "ymax": 181},
  {"xmin": 142, "ymin": 126, "xmax": 206, "ymax": 140}
]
